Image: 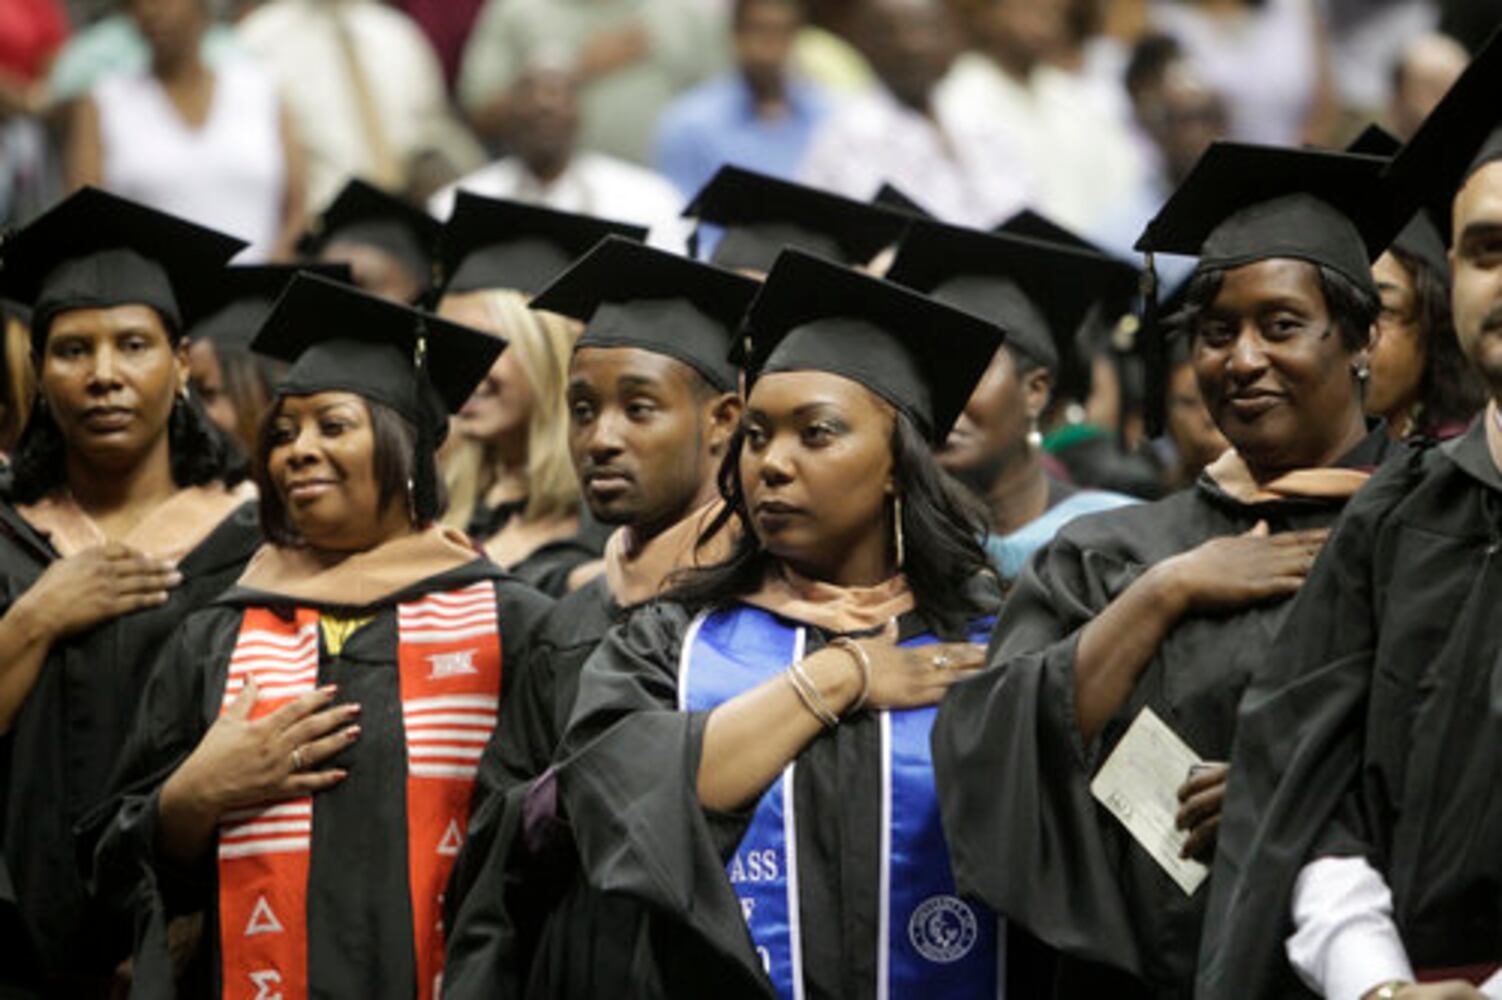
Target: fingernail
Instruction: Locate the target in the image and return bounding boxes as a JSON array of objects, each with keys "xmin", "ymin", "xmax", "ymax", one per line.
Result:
[
  {"xmin": 345, "ymin": 704, "xmax": 361, "ymax": 716},
  {"xmin": 167, "ymin": 571, "xmax": 184, "ymax": 585},
  {"xmin": 320, "ymin": 684, "xmax": 338, "ymax": 695},
  {"xmin": 346, "ymin": 725, "xmax": 361, "ymax": 738}
]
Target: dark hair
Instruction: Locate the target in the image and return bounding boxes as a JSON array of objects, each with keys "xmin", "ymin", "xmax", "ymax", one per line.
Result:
[
  {"xmin": 1124, "ymin": 32, "xmax": 1183, "ymax": 99},
  {"xmin": 1172, "ymin": 261, "xmax": 1378, "ymax": 354},
  {"xmin": 1388, "ymin": 245, "xmax": 1489, "ymax": 435},
  {"xmin": 733, "ymin": 0, "xmax": 804, "ymax": 26},
  {"xmin": 7, "ymin": 388, "xmax": 242, "ymax": 504},
  {"xmin": 254, "ymin": 395, "xmax": 447, "ymax": 546},
  {"xmin": 663, "ymin": 409, "xmax": 997, "ymax": 639}
]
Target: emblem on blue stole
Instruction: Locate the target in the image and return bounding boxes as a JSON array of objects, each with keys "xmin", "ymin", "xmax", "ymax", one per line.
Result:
[{"xmin": 679, "ymin": 605, "xmax": 1003, "ymax": 999}]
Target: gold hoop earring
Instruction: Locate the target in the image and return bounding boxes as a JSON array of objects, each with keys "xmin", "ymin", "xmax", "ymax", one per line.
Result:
[{"xmin": 893, "ymin": 494, "xmax": 905, "ymax": 570}]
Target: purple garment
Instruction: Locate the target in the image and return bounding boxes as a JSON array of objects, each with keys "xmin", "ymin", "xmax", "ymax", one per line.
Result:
[{"xmin": 401, "ymin": 0, "xmax": 485, "ymax": 90}]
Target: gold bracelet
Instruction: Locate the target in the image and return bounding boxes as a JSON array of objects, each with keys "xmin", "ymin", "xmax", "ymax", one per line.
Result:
[
  {"xmin": 785, "ymin": 659, "xmax": 839, "ymax": 728},
  {"xmin": 826, "ymin": 637, "xmax": 872, "ymax": 714},
  {"xmin": 1367, "ymin": 981, "xmax": 1410, "ymax": 1000}
]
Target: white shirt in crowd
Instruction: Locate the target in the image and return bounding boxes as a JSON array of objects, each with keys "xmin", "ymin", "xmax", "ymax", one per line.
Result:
[
  {"xmin": 94, "ymin": 57, "xmax": 284, "ymax": 261},
  {"xmin": 237, "ymin": 0, "xmax": 485, "ymax": 213},
  {"xmin": 428, "ymin": 152, "xmax": 691, "ymax": 252},
  {"xmin": 936, "ymin": 52, "xmax": 1145, "ymax": 234},
  {"xmin": 798, "ymin": 85, "xmax": 1031, "ymax": 230}
]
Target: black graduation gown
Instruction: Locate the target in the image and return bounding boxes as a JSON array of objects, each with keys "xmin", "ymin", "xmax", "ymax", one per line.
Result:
[
  {"xmin": 1199, "ymin": 420, "xmax": 1502, "ymax": 1000},
  {"xmin": 89, "ymin": 560, "xmax": 552, "ymax": 998},
  {"xmin": 530, "ymin": 582, "xmax": 1015, "ymax": 1000},
  {"xmin": 0, "ymin": 499, "xmax": 261, "ymax": 990},
  {"xmin": 469, "ymin": 503, "xmax": 612, "ymax": 599},
  {"xmin": 443, "ymin": 573, "xmax": 651, "ymax": 999},
  {"xmin": 931, "ymin": 429, "xmax": 1392, "ymax": 999}
]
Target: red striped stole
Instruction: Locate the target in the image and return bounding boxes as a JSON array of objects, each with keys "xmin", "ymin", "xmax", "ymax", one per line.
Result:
[{"xmin": 215, "ymin": 582, "xmax": 502, "ymax": 1000}]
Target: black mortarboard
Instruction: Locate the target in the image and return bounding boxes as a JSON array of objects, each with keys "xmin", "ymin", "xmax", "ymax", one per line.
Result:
[
  {"xmin": 252, "ymin": 273, "xmax": 505, "ymax": 520},
  {"xmin": 996, "ymin": 208, "xmax": 1104, "ymax": 254},
  {"xmin": 682, "ymin": 166, "xmax": 909, "ymax": 273},
  {"xmin": 1343, "ymin": 125, "xmax": 1450, "ymax": 279},
  {"xmin": 0, "ymin": 187, "xmax": 247, "ymax": 349},
  {"xmin": 1135, "ymin": 142, "xmax": 1397, "ymax": 295},
  {"xmin": 530, "ymin": 236, "xmax": 758, "ymax": 394},
  {"xmin": 741, "ymin": 249, "xmax": 1006, "ymax": 443},
  {"xmin": 437, "ymin": 191, "xmax": 648, "ymax": 296},
  {"xmin": 871, "ymin": 183, "xmax": 933, "ymax": 220},
  {"xmin": 187, "ymin": 264, "xmax": 352, "ymax": 352},
  {"xmin": 297, "ymin": 179, "xmax": 441, "ymax": 286},
  {"xmin": 1382, "ymin": 27, "xmax": 1502, "ymax": 247},
  {"xmin": 886, "ymin": 218, "xmax": 1139, "ymax": 398}
]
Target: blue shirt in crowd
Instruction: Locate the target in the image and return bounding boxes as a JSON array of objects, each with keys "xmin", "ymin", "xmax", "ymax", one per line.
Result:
[{"xmin": 654, "ymin": 73, "xmax": 830, "ymax": 197}]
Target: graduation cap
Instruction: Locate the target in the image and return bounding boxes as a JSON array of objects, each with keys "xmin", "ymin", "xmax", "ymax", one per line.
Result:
[
  {"xmin": 886, "ymin": 218, "xmax": 1139, "ymax": 399},
  {"xmin": 1135, "ymin": 142, "xmax": 1398, "ymax": 294},
  {"xmin": 996, "ymin": 208, "xmax": 1104, "ymax": 255},
  {"xmin": 0, "ymin": 186, "xmax": 248, "ymax": 349},
  {"xmin": 187, "ymin": 264, "xmax": 353, "ymax": 352},
  {"xmin": 682, "ymin": 166, "xmax": 910, "ymax": 274},
  {"xmin": 1338, "ymin": 125, "xmax": 1451, "ymax": 282},
  {"xmin": 530, "ymin": 236, "xmax": 759, "ymax": 393},
  {"xmin": 297, "ymin": 179, "xmax": 441, "ymax": 287},
  {"xmin": 251, "ymin": 272, "xmax": 506, "ymax": 520},
  {"xmin": 436, "ymin": 191, "xmax": 648, "ymax": 297},
  {"xmin": 871, "ymin": 183, "xmax": 933, "ymax": 220},
  {"xmin": 1382, "ymin": 26, "xmax": 1502, "ymax": 249},
  {"xmin": 741, "ymin": 249, "xmax": 1006, "ymax": 443}
]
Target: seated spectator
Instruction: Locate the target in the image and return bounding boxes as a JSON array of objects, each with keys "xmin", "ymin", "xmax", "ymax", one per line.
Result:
[
  {"xmin": 1090, "ymin": 33, "xmax": 1226, "ymax": 282},
  {"xmin": 1151, "ymin": 0, "xmax": 1332, "ymax": 147},
  {"xmin": 654, "ymin": 0, "xmax": 830, "ymax": 197},
  {"xmin": 458, "ymin": 0, "xmax": 725, "ymax": 165},
  {"xmin": 67, "ymin": 0, "xmax": 303, "ymax": 262},
  {"xmin": 937, "ymin": 0, "xmax": 1144, "ymax": 232},
  {"xmin": 800, "ymin": 0, "xmax": 1030, "ymax": 228},
  {"xmin": 430, "ymin": 61, "xmax": 687, "ymax": 249},
  {"xmin": 237, "ymin": 0, "xmax": 485, "ymax": 213},
  {"xmin": 1386, "ymin": 30, "xmax": 1468, "ymax": 141},
  {"xmin": 47, "ymin": 8, "xmax": 238, "ymax": 108}
]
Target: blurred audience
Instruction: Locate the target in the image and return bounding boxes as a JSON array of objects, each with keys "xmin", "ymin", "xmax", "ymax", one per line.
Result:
[
  {"xmin": 800, "ymin": 0, "xmax": 1029, "ymax": 227},
  {"xmin": 67, "ymin": 0, "xmax": 302, "ymax": 262},
  {"xmin": 401, "ymin": 0, "xmax": 486, "ymax": 91},
  {"xmin": 429, "ymin": 61, "xmax": 686, "ymax": 248},
  {"xmin": 47, "ymin": 5, "xmax": 236, "ymax": 107},
  {"xmin": 938, "ymin": 0, "xmax": 1144, "ymax": 230},
  {"xmin": 1386, "ymin": 30, "xmax": 1468, "ymax": 139},
  {"xmin": 1152, "ymin": 0, "xmax": 1334, "ymax": 147},
  {"xmin": 458, "ymin": 0, "xmax": 726, "ymax": 165},
  {"xmin": 1090, "ymin": 33, "xmax": 1225, "ymax": 280},
  {"xmin": 0, "ymin": 0, "xmax": 68, "ymax": 116},
  {"xmin": 237, "ymin": 0, "xmax": 484, "ymax": 213},
  {"xmin": 655, "ymin": 0, "xmax": 830, "ymax": 197}
]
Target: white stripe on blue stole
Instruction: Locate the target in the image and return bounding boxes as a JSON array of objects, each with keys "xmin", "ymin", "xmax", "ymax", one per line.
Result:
[{"xmin": 680, "ymin": 605, "xmax": 1004, "ymax": 999}]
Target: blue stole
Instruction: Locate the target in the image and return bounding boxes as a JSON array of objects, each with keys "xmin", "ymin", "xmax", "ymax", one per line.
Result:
[{"xmin": 678, "ymin": 605, "xmax": 1003, "ymax": 1000}]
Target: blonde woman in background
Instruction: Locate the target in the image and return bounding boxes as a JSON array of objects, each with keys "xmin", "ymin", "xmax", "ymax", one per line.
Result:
[
  {"xmin": 439, "ymin": 287, "xmax": 608, "ymax": 596},
  {"xmin": 0, "ymin": 301, "xmax": 35, "ymax": 460}
]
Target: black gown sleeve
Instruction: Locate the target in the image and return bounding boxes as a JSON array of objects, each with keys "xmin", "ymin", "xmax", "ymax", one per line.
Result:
[
  {"xmin": 89, "ymin": 610, "xmax": 240, "ymax": 997},
  {"xmin": 552, "ymin": 603, "xmax": 771, "ymax": 997},
  {"xmin": 1196, "ymin": 453, "xmax": 1421, "ymax": 1000},
  {"xmin": 933, "ymin": 528, "xmax": 1155, "ymax": 978}
]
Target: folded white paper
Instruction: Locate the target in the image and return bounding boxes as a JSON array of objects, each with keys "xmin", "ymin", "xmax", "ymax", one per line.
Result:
[{"xmin": 1089, "ymin": 706, "xmax": 1211, "ymax": 896}]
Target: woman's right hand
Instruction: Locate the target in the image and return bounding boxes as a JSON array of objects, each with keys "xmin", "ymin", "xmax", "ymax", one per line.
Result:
[
  {"xmin": 807, "ymin": 640, "xmax": 986, "ymax": 714},
  {"xmin": 164, "ymin": 681, "xmax": 359, "ymax": 822},
  {"xmin": 1157, "ymin": 521, "xmax": 1329, "ymax": 616},
  {"xmin": 17, "ymin": 542, "xmax": 182, "ymax": 638}
]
